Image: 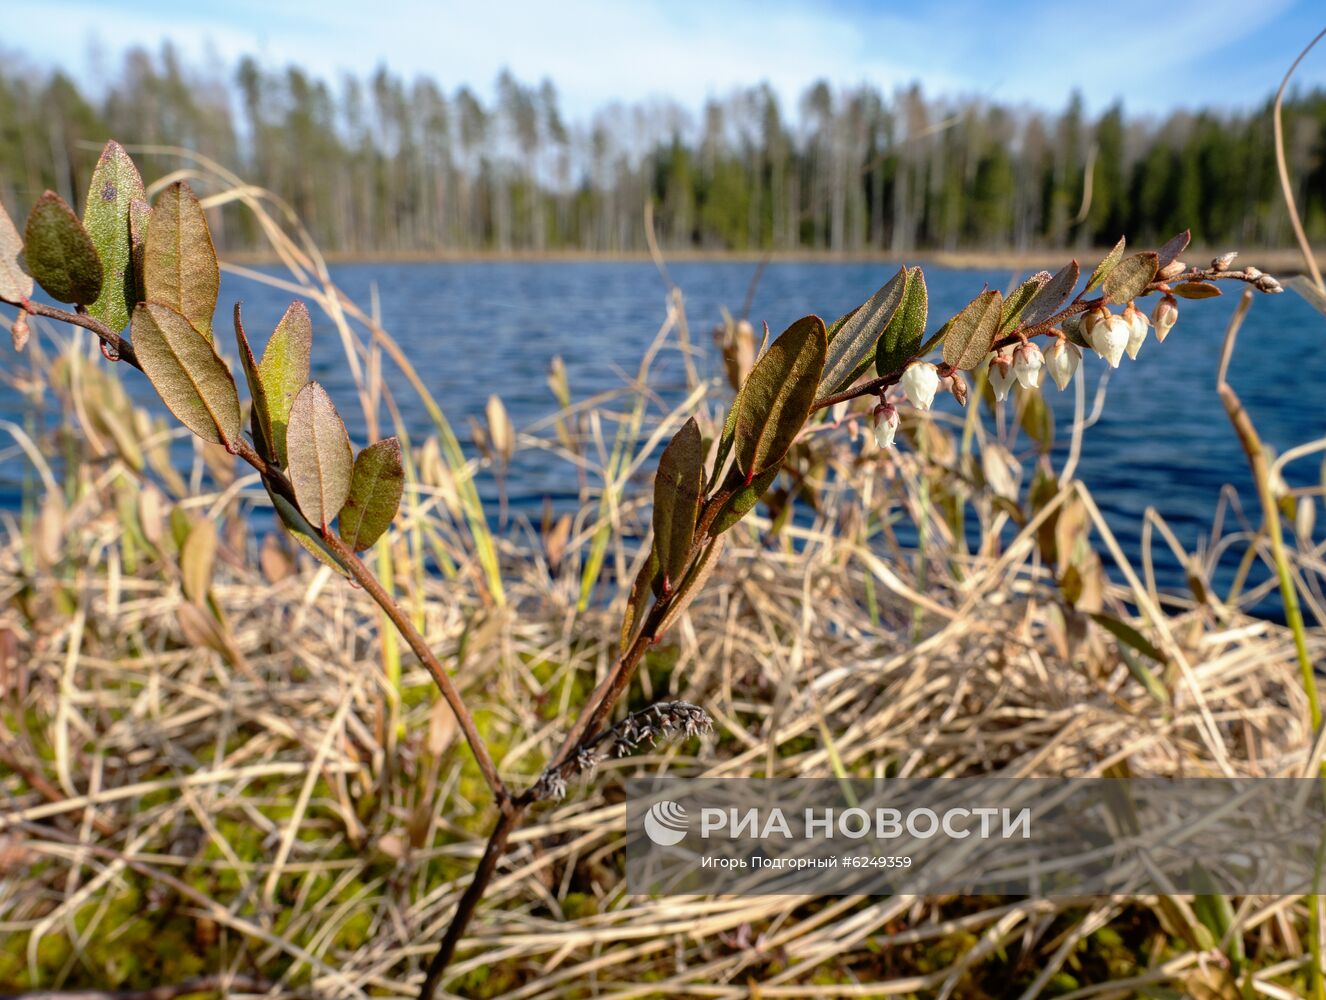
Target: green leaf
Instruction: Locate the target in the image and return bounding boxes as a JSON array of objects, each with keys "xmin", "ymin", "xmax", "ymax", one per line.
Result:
[
  {"xmin": 1155, "ymin": 229, "xmax": 1190, "ymax": 269},
  {"xmin": 1088, "ymin": 612, "xmax": 1166, "ymax": 664},
  {"xmin": 940, "ymin": 289, "xmax": 1003, "ymax": 371},
  {"xmin": 0, "ymin": 197, "xmax": 33, "ymax": 301},
  {"xmin": 23, "ymin": 191, "xmax": 103, "ymax": 305},
  {"xmin": 258, "ymin": 301, "xmax": 313, "ymax": 465},
  {"xmin": 999, "ymin": 271, "xmax": 1049, "ymax": 333},
  {"xmin": 621, "ymin": 549, "xmax": 660, "ymax": 651},
  {"xmin": 286, "ymin": 381, "xmax": 353, "ymax": 529},
  {"xmin": 82, "ymin": 141, "xmax": 146, "ymax": 333},
  {"xmin": 265, "ymin": 480, "xmax": 349, "ymax": 577},
  {"xmin": 1018, "ymin": 260, "xmax": 1079, "ymax": 328},
  {"xmin": 131, "ymin": 301, "xmax": 240, "ymax": 445},
  {"xmin": 129, "ymin": 198, "xmax": 150, "ymax": 305},
  {"xmin": 144, "ymin": 181, "xmax": 219, "ymax": 340},
  {"xmin": 1171, "ymin": 281, "xmax": 1221, "ymax": 300},
  {"xmin": 733, "ymin": 315, "xmax": 826, "ymax": 481},
  {"xmin": 232, "ymin": 303, "xmax": 274, "ymax": 461},
  {"xmin": 339, "ymin": 437, "xmax": 406, "ymax": 550},
  {"xmin": 710, "ymin": 465, "xmax": 779, "ymax": 535},
  {"xmin": 1102, "ymin": 252, "xmax": 1158, "ymax": 305},
  {"xmin": 874, "ymin": 266, "xmax": 928, "ymax": 376},
  {"xmin": 818, "ymin": 266, "xmax": 906, "ymax": 396},
  {"xmin": 652, "ymin": 417, "xmax": 704, "ymax": 590},
  {"xmin": 1085, "ymin": 236, "xmax": 1125, "ymax": 293},
  {"xmin": 657, "ymin": 534, "xmax": 725, "ymax": 635}
]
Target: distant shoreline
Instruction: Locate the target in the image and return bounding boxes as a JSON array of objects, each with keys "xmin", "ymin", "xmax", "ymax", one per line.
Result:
[{"xmin": 223, "ymin": 246, "xmax": 1321, "ymax": 275}]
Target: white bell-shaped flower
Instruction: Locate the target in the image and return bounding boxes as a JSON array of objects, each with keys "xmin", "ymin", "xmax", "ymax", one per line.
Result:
[
  {"xmin": 1012, "ymin": 342, "xmax": 1044, "ymax": 389},
  {"xmin": 872, "ymin": 402, "xmax": 899, "ymax": 449},
  {"xmin": 1122, "ymin": 304, "xmax": 1149, "ymax": 359},
  {"xmin": 1091, "ymin": 315, "xmax": 1130, "ymax": 368},
  {"xmin": 899, "ymin": 361, "xmax": 940, "ymax": 411},
  {"xmin": 1152, "ymin": 294, "xmax": 1178, "ymax": 343},
  {"xmin": 1044, "ymin": 339, "xmax": 1081, "ymax": 390},
  {"xmin": 987, "ymin": 352, "xmax": 1017, "ymax": 401}
]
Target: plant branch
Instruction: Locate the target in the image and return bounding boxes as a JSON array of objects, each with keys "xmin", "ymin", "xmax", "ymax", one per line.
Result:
[
  {"xmin": 2, "ymin": 295, "xmax": 138, "ymax": 368},
  {"xmin": 320, "ymin": 530, "xmax": 510, "ymax": 809}
]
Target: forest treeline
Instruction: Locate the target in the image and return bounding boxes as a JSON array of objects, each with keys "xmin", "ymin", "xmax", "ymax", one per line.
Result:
[{"xmin": 2, "ymin": 45, "xmax": 1324, "ymax": 255}]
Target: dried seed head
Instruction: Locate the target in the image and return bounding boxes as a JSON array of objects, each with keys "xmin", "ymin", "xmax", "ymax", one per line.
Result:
[
  {"xmin": 1045, "ymin": 339, "xmax": 1082, "ymax": 390},
  {"xmin": 872, "ymin": 402, "xmax": 899, "ymax": 449},
  {"xmin": 1122, "ymin": 304, "xmax": 1149, "ymax": 360},
  {"xmin": 987, "ymin": 351, "xmax": 1017, "ymax": 402},
  {"xmin": 899, "ymin": 361, "xmax": 940, "ymax": 411},
  {"xmin": 1092, "ymin": 315, "xmax": 1130, "ymax": 368},
  {"xmin": 1212, "ymin": 251, "xmax": 1237, "ymax": 272},
  {"xmin": 1152, "ymin": 294, "xmax": 1178, "ymax": 343},
  {"xmin": 1012, "ymin": 342, "xmax": 1044, "ymax": 390}
]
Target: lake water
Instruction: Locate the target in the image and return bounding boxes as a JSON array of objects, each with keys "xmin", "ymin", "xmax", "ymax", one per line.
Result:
[{"xmin": 5, "ymin": 261, "xmax": 1325, "ymax": 613}]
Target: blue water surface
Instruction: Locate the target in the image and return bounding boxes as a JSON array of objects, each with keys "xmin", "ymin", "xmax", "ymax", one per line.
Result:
[{"xmin": 4, "ymin": 261, "xmax": 1324, "ymax": 612}]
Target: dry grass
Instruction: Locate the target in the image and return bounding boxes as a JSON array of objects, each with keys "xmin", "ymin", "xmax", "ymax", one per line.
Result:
[{"xmin": 1, "ymin": 155, "xmax": 1324, "ymax": 999}]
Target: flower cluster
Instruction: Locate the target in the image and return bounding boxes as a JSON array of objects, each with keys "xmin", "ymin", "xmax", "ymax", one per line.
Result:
[{"xmin": 872, "ymin": 287, "xmax": 1203, "ymax": 449}]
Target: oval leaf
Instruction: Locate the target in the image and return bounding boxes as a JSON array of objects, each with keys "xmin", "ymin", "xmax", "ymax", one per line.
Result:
[
  {"xmin": 652, "ymin": 417, "xmax": 704, "ymax": 589},
  {"xmin": 24, "ymin": 191, "xmax": 103, "ymax": 305},
  {"xmin": 83, "ymin": 141, "xmax": 146, "ymax": 332},
  {"xmin": 339, "ymin": 437, "xmax": 406, "ymax": 550},
  {"xmin": 999, "ymin": 271, "xmax": 1050, "ymax": 333},
  {"xmin": 710, "ymin": 465, "xmax": 779, "ymax": 535},
  {"xmin": 1155, "ymin": 229, "xmax": 1191, "ymax": 269},
  {"xmin": 1018, "ymin": 260, "xmax": 1080, "ymax": 328},
  {"xmin": 265, "ymin": 480, "xmax": 349, "ymax": 577},
  {"xmin": 259, "ymin": 301, "xmax": 313, "ymax": 465},
  {"xmin": 129, "ymin": 198, "xmax": 150, "ymax": 305},
  {"xmin": 874, "ymin": 267, "xmax": 928, "ymax": 375},
  {"xmin": 287, "ymin": 382, "xmax": 353, "ymax": 529},
  {"xmin": 818, "ymin": 266, "xmax": 906, "ymax": 397},
  {"xmin": 941, "ymin": 289, "xmax": 1004, "ymax": 371},
  {"xmin": 1171, "ymin": 281, "xmax": 1222, "ymax": 300},
  {"xmin": 1102, "ymin": 252, "xmax": 1158, "ymax": 305},
  {"xmin": 233, "ymin": 303, "xmax": 274, "ymax": 461},
  {"xmin": 733, "ymin": 315, "xmax": 826, "ymax": 480},
  {"xmin": 0, "ymin": 197, "xmax": 33, "ymax": 301},
  {"xmin": 144, "ymin": 181, "xmax": 219, "ymax": 340},
  {"xmin": 1085, "ymin": 236, "xmax": 1126, "ymax": 293},
  {"xmin": 132, "ymin": 301, "xmax": 241, "ymax": 445},
  {"xmin": 620, "ymin": 549, "xmax": 661, "ymax": 652}
]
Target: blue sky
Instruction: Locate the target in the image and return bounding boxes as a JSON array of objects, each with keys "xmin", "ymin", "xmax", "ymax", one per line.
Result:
[{"xmin": 9, "ymin": 0, "xmax": 1326, "ymax": 118}]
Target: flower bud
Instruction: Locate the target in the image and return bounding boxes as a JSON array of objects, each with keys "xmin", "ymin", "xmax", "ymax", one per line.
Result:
[
  {"xmin": 987, "ymin": 351, "xmax": 1016, "ymax": 402},
  {"xmin": 1045, "ymin": 339, "xmax": 1081, "ymax": 390},
  {"xmin": 1212, "ymin": 251, "xmax": 1237, "ymax": 272},
  {"xmin": 1012, "ymin": 342, "xmax": 1044, "ymax": 389},
  {"xmin": 872, "ymin": 402, "xmax": 899, "ymax": 449},
  {"xmin": 1122, "ymin": 304, "xmax": 1149, "ymax": 360},
  {"xmin": 1243, "ymin": 266, "xmax": 1262, "ymax": 281},
  {"xmin": 1151, "ymin": 294, "xmax": 1178, "ymax": 343},
  {"xmin": 899, "ymin": 361, "xmax": 940, "ymax": 411},
  {"xmin": 1158, "ymin": 259, "xmax": 1186, "ymax": 281},
  {"xmin": 1083, "ymin": 306, "xmax": 1109, "ymax": 341},
  {"xmin": 1091, "ymin": 315, "xmax": 1130, "ymax": 368},
  {"xmin": 1257, "ymin": 274, "xmax": 1283, "ymax": 293},
  {"xmin": 944, "ymin": 371, "xmax": 968, "ymax": 408}
]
